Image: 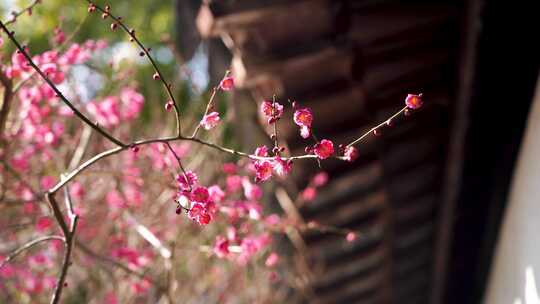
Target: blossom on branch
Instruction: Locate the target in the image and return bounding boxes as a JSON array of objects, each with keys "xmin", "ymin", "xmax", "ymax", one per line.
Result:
[
  {"xmin": 343, "ymin": 146, "xmax": 359, "ymax": 162},
  {"xmin": 219, "ymin": 76, "xmax": 235, "ymax": 91},
  {"xmin": 254, "ymin": 161, "xmax": 273, "ymax": 183},
  {"xmin": 405, "ymin": 93, "xmax": 423, "ymax": 109},
  {"xmin": 261, "ymin": 100, "xmax": 283, "ymax": 123},
  {"xmin": 293, "ymin": 107, "xmax": 313, "ymax": 139},
  {"xmin": 314, "ymin": 139, "xmax": 334, "ymax": 159},
  {"xmin": 213, "ymin": 236, "xmax": 230, "ymax": 258},
  {"xmin": 200, "ymin": 111, "xmax": 220, "ymax": 130},
  {"xmin": 176, "ymin": 171, "xmax": 198, "ymax": 191}
]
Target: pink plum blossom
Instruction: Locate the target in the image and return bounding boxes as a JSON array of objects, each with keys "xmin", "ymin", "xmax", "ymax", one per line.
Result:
[
  {"xmin": 314, "ymin": 139, "xmax": 334, "ymax": 159},
  {"xmin": 200, "ymin": 111, "xmax": 220, "ymax": 130}
]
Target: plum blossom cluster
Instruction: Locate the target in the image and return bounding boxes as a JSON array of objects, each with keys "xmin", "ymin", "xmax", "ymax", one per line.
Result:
[
  {"xmin": 175, "ymin": 171, "xmax": 217, "ymax": 225},
  {"xmin": 167, "ymin": 159, "xmax": 285, "ymax": 269},
  {"xmin": 86, "ymin": 88, "xmax": 145, "ymax": 127},
  {"xmin": 3, "ymin": 40, "xmax": 107, "ymax": 153},
  {"xmin": 251, "ymin": 145, "xmax": 292, "ymax": 183}
]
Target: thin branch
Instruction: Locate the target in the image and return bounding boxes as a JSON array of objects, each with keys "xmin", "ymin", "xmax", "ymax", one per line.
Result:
[
  {"xmin": 46, "ymin": 135, "xmax": 321, "ymax": 196},
  {"xmin": 67, "ymin": 125, "xmax": 93, "ymax": 171},
  {"xmin": 45, "ymin": 193, "xmax": 70, "ymax": 236},
  {"xmin": 86, "ymin": 0, "xmax": 183, "ymax": 136},
  {"xmin": 0, "ymin": 71, "xmax": 13, "ymax": 140},
  {"xmin": 49, "ymin": 189, "xmax": 79, "ymax": 304},
  {"xmin": 0, "ymin": 20, "xmax": 126, "ymax": 147},
  {"xmin": 272, "ymin": 95, "xmax": 279, "ymax": 152},
  {"xmin": 47, "ymin": 137, "xmax": 172, "ymax": 194},
  {"xmin": 346, "ymin": 106, "xmax": 408, "ymax": 148},
  {"xmin": 0, "ymin": 235, "xmax": 65, "ymax": 269},
  {"xmin": 165, "ymin": 141, "xmax": 191, "ymax": 191},
  {"xmin": 3, "ymin": 0, "xmax": 42, "ymax": 26},
  {"xmin": 191, "ymin": 87, "xmax": 219, "ymax": 138}
]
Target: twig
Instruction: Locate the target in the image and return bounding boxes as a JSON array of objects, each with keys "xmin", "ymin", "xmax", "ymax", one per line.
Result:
[
  {"xmin": 165, "ymin": 141, "xmax": 191, "ymax": 191},
  {"xmin": 0, "ymin": 235, "xmax": 65, "ymax": 269},
  {"xmin": 68, "ymin": 125, "xmax": 93, "ymax": 171},
  {"xmin": 272, "ymin": 95, "xmax": 279, "ymax": 152},
  {"xmin": 86, "ymin": 0, "xmax": 183, "ymax": 136},
  {"xmin": 346, "ymin": 106, "xmax": 408, "ymax": 148},
  {"xmin": 49, "ymin": 188, "xmax": 79, "ymax": 304},
  {"xmin": 0, "ymin": 71, "xmax": 13, "ymax": 140},
  {"xmin": 3, "ymin": 0, "xmax": 42, "ymax": 26},
  {"xmin": 191, "ymin": 87, "xmax": 219, "ymax": 138}
]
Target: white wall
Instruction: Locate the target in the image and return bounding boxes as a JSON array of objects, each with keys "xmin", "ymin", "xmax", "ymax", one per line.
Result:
[{"xmin": 485, "ymin": 76, "xmax": 540, "ymax": 304}]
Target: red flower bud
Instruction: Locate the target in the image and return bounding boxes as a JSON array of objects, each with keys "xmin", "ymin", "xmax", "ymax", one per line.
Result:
[
  {"xmin": 405, "ymin": 93, "xmax": 423, "ymax": 109},
  {"xmin": 219, "ymin": 76, "xmax": 235, "ymax": 91},
  {"xmin": 165, "ymin": 101, "xmax": 174, "ymax": 111}
]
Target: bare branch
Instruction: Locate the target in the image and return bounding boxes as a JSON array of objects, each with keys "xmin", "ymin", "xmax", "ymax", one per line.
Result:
[
  {"xmin": 86, "ymin": 0, "xmax": 183, "ymax": 136},
  {"xmin": 49, "ymin": 188, "xmax": 79, "ymax": 304},
  {"xmin": 0, "ymin": 71, "xmax": 13, "ymax": 140},
  {"xmin": 191, "ymin": 87, "xmax": 219, "ymax": 138},
  {"xmin": 3, "ymin": 0, "xmax": 42, "ymax": 26},
  {"xmin": 0, "ymin": 235, "xmax": 65, "ymax": 269},
  {"xmin": 346, "ymin": 105, "xmax": 408, "ymax": 148}
]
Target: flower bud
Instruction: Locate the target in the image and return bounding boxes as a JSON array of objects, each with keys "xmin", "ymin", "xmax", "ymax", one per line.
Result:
[
  {"xmin": 405, "ymin": 93, "xmax": 423, "ymax": 109},
  {"xmin": 165, "ymin": 101, "xmax": 174, "ymax": 111}
]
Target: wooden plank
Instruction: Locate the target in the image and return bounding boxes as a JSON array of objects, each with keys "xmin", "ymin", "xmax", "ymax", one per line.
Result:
[
  {"xmin": 231, "ymin": 47, "xmax": 353, "ymax": 95},
  {"xmin": 198, "ymin": 0, "xmax": 334, "ymax": 53},
  {"xmin": 348, "ymin": 5, "xmax": 455, "ymax": 46}
]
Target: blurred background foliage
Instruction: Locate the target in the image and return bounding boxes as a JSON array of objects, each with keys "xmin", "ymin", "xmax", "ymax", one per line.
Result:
[{"xmin": 1, "ymin": 0, "xmax": 221, "ymax": 142}]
